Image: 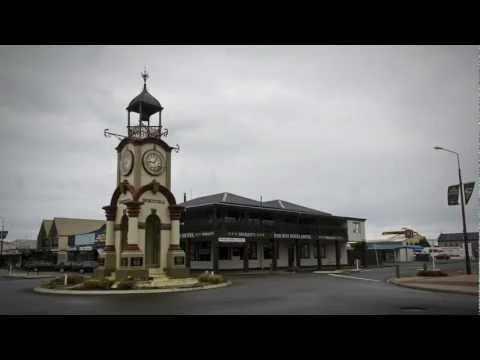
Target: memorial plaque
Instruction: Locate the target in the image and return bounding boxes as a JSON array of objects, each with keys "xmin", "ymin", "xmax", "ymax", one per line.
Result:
[
  {"xmin": 174, "ymin": 256, "xmax": 185, "ymax": 265},
  {"xmin": 131, "ymin": 257, "xmax": 143, "ymax": 267}
]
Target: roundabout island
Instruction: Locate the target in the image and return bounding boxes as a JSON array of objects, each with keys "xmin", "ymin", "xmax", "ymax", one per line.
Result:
[{"xmin": 34, "ymin": 271, "xmax": 231, "ymax": 295}]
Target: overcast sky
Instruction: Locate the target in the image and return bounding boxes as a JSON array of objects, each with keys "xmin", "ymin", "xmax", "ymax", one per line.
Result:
[{"xmin": 0, "ymin": 45, "xmax": 478, "ymax": 241}]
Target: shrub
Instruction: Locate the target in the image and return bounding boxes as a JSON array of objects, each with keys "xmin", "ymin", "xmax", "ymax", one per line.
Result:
[
  {"xmin": 417, "ymin": 270, "xmax": 448, "ymax": 277},
  {"xmin": 44, "ymin": 275, "xmax": 85, "ymax": 288},
  {"xmin": 198, "ymin": 273, "xmax": 225, "ymax": 284},
  {"xmin": 78, "ymin": 278, "xmax": 115, "ymax": 290},
  {"xmin": 116, "ymin": 279, "xmax": 136, "ymax": 290}
]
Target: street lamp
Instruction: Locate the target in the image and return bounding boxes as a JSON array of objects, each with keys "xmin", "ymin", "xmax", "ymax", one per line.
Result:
[
  {"xmin": 433, "ymin": 146, "xmax": 472, "ymax": 275},
  {"xmin": 0, "ymin": 216, "xmax": 5, "ymax": 260}
]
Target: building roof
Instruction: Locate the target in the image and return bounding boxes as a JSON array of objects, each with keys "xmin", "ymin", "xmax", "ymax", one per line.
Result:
[
  {"xmin": 262, "ymin": 200, "xmax": 332, "ymax": 216},
  {"xmin": 51, "ymin": 218, "xmax": 105, "ymax": 237},
  {"xmin": 179, "ymin": 192, "xmax": 341, "ymax": 217},
  {"xmin": 126, "ymin": 74, "xmax": 163, "ymax": 117},
  {"xmin": 37, "ymin": 219, "xmax": 54, "ymax": 241},
  {"xmin": 43, "ymin": 219, "xmax": 53, "ymax": 234},
  {"xmin": 437, "ymin": 232, "xmax": 479, "ymax": 242}
]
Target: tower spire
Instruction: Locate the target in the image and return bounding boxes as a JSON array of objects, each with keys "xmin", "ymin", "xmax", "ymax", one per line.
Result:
[{"xmin": 141, "ymin": 67, "xmax": 149, "ymax": 89}]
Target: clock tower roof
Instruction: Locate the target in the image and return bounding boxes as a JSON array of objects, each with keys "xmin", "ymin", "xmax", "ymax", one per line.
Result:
[{"xmin": 126, "ymin": 69, "xmax": 163, "ymax": 117}]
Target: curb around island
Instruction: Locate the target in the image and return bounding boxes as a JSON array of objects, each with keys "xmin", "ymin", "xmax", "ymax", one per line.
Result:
[
  {"xmin": 33, "ymin": 280, "xmax": 232, "ymax": 295},
  {"xmin": 386, "ymin": 278, "xmax": 477, "ymax": 296}
]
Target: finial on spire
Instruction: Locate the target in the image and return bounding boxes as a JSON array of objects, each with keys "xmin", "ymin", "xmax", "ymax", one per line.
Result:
[{"xmin": 141, "ymin": 67, "xmax": 149, "ymax": 88}]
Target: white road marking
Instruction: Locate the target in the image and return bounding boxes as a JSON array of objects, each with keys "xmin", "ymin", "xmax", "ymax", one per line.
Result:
[{"xmin": 328, "ymin": 274, "xmax": 381, "ymax": 282}]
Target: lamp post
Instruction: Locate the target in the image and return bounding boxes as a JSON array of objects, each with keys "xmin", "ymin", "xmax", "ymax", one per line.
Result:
[
  {"xmin": 433, "ymin": 146, "xmax": 472, "ymax": 275},
  {"xmin": 0, "ymin": 216, "xmax": 5, "ymax": 258}
]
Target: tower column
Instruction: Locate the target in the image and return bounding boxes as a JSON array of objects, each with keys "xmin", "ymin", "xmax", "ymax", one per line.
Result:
[
  {"xmin": 125, "ymin": 200, "xmax": 143, "ymax": 251},
  {"xmin": 113, "ymin": 200, "xmax": 148, "ymax": 281},
  {"xmin": 169, "ymin": 205, "xmax": 182, "ymax": 248},
  {"xmin": 103, "ymin": 206, "xmax": 116, "ymax": 268},
  {"xmin": 166, "ymin": 205, "xmax": 189, "ymax": 278}
]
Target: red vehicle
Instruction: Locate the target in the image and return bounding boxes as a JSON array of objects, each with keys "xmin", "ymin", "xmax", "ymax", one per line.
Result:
[{"xmin": 435, "ymin": 253, "xmax": 451, "ymax": 260}]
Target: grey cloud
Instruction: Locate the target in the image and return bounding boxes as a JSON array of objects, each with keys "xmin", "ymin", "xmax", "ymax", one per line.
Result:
[{"xmin": 0, "ymin": 45, "xmax": 477, "ymax": 242}]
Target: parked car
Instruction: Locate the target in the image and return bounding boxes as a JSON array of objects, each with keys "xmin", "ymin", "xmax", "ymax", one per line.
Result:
[
  {"xmin": 435, "ymin": 253, "xmax": 451, "ymax": 260},
  {"xmin": 55, "ymin": 261, "xmax": 80, "ymax": 273},
  {"xmin": 76, "ymin": 260, "xmax": 99, "ymax": 273},
  {"xmin": 23, "ymin": 260, "xmax": 55, "ymax": 272}
]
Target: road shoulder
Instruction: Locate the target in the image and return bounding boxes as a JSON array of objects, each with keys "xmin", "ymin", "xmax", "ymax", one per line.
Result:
[{"xmin": 388, "ymin": 275, "xmax": 478, "ymax": 295}]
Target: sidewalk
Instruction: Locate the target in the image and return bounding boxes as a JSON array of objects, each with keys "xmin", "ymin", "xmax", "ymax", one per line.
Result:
[
  {"xmin": 0, "ymin": 269, "xmax": 57, "ymax": 279},
  {"xmin": 389, "ymin": 274, "xmax": 478, "ymax": 295}
]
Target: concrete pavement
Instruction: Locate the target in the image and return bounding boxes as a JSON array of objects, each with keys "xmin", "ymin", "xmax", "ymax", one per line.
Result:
[
  {"xmin": 0, "ymin": 269, "xmax": 57, "ymax": 279},
  {"xmin": 389, "ymin": 274, "xmax": 479, "ymax": 295}
]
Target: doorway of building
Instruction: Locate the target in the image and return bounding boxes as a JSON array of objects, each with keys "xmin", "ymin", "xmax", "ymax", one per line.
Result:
[
  {"xmin": 288, "ymin": 245, "xmax": 295, "ymax": 268},
  {"xmin": 145, "ymin": 213, "xmax": 161, "ymax": 267}
]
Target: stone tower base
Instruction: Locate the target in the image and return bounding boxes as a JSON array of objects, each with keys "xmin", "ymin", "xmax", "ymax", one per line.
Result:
[{"xmin": 166, "ymin": 246, "xmax": 190, "ymax": 278}]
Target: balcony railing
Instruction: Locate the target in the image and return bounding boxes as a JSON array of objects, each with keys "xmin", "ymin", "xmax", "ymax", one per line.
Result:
[
  {"xmin": 128, "ymin": 125, "xmax": 163, "ymax": 139},
  {"xmin": 182, "ymin": 218, "xmax": 345, "ymax": 235}
]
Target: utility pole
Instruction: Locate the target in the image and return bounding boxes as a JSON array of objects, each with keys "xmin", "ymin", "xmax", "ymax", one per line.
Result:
[{"xmin": 0, "ymin": 217, "xmax": 5, "ymax": 261}]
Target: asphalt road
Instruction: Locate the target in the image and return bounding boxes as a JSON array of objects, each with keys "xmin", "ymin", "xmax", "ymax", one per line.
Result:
[
  {"xmin": 349, "ymin": 259, "xmax": 476, "ymax": 282},
  {"xmin": 0, "ymin": 265, "xmax": 477, "ymax": 315}
]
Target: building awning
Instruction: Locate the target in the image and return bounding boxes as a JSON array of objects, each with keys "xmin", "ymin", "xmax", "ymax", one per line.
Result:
[{"xmin": 218, "ymin": 237, "xmax": 246, "ymax": 243}]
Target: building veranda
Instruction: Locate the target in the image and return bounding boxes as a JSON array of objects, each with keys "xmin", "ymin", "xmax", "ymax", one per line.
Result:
[{"xmin": 179, "ymin": 192, "xmax": 366, "ymax": 272}]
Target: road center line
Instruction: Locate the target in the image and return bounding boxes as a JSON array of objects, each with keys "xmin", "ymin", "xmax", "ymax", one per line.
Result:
[{"xmin": 328, "ymin": 274, "xmax": 380, "ymax": 282}]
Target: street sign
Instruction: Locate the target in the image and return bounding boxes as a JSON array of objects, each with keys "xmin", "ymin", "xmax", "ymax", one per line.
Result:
[
  {"xmin": 0, "ymin": 231, "xmax": 7, "ymax": 239},
  {"xmin": 463, "ymin": 182, "xmax": 475, "ymax": 205},
  {"xmin": 448, "ymin": 185, "xmax": 459, "ymax": 206}
]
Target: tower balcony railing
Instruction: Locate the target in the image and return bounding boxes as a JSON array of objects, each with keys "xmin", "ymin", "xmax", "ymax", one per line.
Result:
[{"xmin": 128, "ymin": 125, "xmax": 163, "ymax": 139}]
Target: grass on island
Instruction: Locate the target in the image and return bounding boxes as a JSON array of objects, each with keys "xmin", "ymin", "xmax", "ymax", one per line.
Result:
[{"xmin": 41, "ymin": 272, "xmax": 226, "ymax": 291}]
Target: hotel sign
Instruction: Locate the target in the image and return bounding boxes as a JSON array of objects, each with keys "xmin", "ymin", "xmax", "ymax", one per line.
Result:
[
  {"xmin": 181, "ymin": 231, "xmax": 215, "ymax": 239},
  {"xmin": 228, "ymin": 232, "xmax": 264, "ymax": 238},
  {"xmin": 218, "ymin": 237, "xmax": 246, "ymax": 243},
  {"xmin": 274, "ymin": 233, "xmax": 312, "ymax": 240}
]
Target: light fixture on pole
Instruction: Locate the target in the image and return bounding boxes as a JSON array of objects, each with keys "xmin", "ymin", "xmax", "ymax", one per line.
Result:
[
  {"xmin": 0, "ymin": 216, "xmax": 5, "ymax": 258},
  {"xmin": 433, "ymin": 146, "xmax": 472, "ymax": 275}
]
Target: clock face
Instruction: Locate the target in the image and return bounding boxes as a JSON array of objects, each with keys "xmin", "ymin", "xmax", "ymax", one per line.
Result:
[
  {"xmin": 142, "ymin": 149, "xmax": 164, "ymax": 176},
  {"xmin": 120, "ymin": 149, "xmax": 134, "ymax": 176}
]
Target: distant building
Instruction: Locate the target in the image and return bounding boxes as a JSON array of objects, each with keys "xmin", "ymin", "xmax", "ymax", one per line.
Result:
[
  {"xmin": 36, "ymin": 218, "xmax": 106, "ymax": 263},
  {"xmin": 437, "ymin": 232, "xmax": 478, "ymax": 260},
  {"xmin": 36, "ymin": 219, "xmax": 53, "ymax": 250},
  {"xmin": 0, "ymin": 239, "xmax": 37, "ymax": 267},
  {"xmin": 348, "ymin": 226, "xmax": 426, "ymax": 266},
  {"xmin": 365, "ymin": 242, "xmax": 420, "ymax": 264},
  {"xmin": 1, "ymin": 239, "xmax": 36, "ymax": 254},
  {"xmin": 380, "ymin": 226, "xmax": 427, "ymax": 245}
]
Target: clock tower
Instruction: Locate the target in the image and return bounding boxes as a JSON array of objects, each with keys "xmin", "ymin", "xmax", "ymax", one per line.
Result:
[{"xmin": 101, "ymin": 71, "xmax": 188, "ymax": 280}]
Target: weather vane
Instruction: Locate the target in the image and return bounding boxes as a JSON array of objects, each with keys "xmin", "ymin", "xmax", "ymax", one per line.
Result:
[{"xmin": 141, "ymin": 67, "xmax": 149, "ymax": 85}]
